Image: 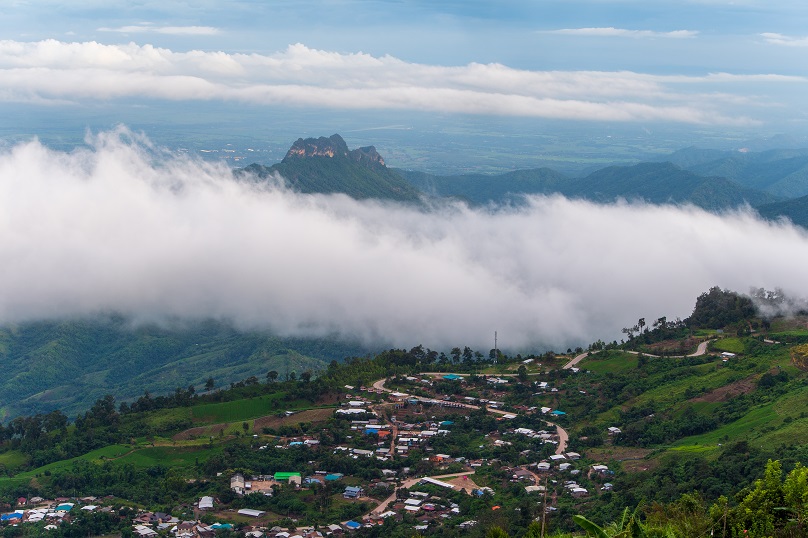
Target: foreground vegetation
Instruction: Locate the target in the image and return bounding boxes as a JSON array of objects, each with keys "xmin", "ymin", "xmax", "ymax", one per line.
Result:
[{"xmin": 0, "ymin": 287, "xmax": 805, "ymax": 537}]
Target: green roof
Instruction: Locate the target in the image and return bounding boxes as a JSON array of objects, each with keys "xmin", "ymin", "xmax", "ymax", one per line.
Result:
[{"xmin": 274, "ymin": 472, "xmax": 302, "ymax": 480}]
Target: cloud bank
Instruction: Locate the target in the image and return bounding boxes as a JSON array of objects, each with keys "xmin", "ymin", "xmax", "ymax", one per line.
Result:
[
  {"xmin": 1, "ymin": 128, "xmax": 807, "ymax": 351},
  {"xmin": 760, "ymin": 32, "xmax": 808, "ymax": 47},
  {"xmin": 97, "ymin": 24, "xmax": 221, "ymax": 36},
  {"xmin": 543, "ymin": 27, "xmax": 698, "ymax": 39},
  {"xmin": 0, "ymin": 39, "xmax": 798, "ymax": 126}
]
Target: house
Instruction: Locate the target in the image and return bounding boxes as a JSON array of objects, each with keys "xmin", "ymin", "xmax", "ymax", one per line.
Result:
[
  {"xmin": 231, "ymin": 473, "xmax": 246, "ymax": 495},
  {"xmin": 571, "ymin": 487, "xmax": 589, "ymax": 498},
  {"xmin": 274, "ymin": 472, "xmax": 302, "ymax": 484},
  {"xmin": 238, "ymin": 509, "xmax": 266, "ymax": 517},
  {"xmin": 198, "ymin": 496, "xmax": 214, "ymax": 510},
  {"xmin": 133, "ymin": 525, "xmax": 158, "ymax": 537},
  {"xmin": 343, "ymin": 486, "xmax": 364, "ymax": 499},
  {"xmin": 607, "ymin": 427, "xmax": 622, "ymax": 435}
]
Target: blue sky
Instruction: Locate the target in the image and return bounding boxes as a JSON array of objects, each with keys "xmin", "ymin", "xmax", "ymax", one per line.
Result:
[{"xmin": 2, "ymin": 0, "xmax": 808, "ymax": 139}]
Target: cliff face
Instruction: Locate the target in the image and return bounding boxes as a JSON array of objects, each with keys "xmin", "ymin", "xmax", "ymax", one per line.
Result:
[
  {"xmin": 244, "ymin": 134, "xmax": 422, "ymax": 204},
  {"xmin": 283, "ymin": 135, "xmax": 385, "ymax": 168},
  {"xmin": 283, "ymin": 134, "xmax": 351, "ymax": 160}
]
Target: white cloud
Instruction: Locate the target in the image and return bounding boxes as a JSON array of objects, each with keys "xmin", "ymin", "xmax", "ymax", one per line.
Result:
[
  {"xmin": 542, "ymin": 27, "xmax": 699, "ymax": 39},
  {"xmin": 0, "ymin": 128, "xmax": 806, "ymax": 350},
  {"xmin": 760, "ymin": 32, "xmax": 808, "ymax": 47},
  {"xmin": 98, "ymin": 24, "xmax": 221, "ymax": 36},
  {"xmin": 0, "ymin": 40, "xmax": 798, "ymax": 125}
]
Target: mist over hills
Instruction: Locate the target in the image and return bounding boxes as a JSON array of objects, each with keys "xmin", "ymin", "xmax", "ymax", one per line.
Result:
[
  {"xmin": 3, "ymin": 130, "xmax": 808, "ymax": 419},
  {"xmin": 245, "ymin": 134, "xmax": 806, "ymax": 223}
]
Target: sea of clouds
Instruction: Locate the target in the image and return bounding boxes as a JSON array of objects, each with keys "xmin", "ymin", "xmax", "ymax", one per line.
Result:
[{"xmin": 1, "ymin": 128, "xmax": 806, "ymax": 351}]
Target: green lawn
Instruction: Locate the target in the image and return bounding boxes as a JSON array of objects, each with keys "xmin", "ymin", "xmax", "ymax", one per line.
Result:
[
  {"xmin": 712, "ymin": 338, "xmax": 746, "ymax": 354},
  {"xmin": 581, "ymin": 352, "xmax": 638, "ymax": 375}
]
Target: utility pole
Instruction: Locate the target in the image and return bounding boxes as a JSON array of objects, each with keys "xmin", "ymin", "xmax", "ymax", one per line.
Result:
[
  {"xmin": 494, "ymin": 331, "xmax": 498, "ymax": 365},
  {"xmin": 541, "ymin": 476, "xmax": 548, "ymax": 538}
]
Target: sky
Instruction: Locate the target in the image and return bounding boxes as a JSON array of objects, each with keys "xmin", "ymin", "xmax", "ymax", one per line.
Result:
[
  {"xmin": 1, "ymin": 1, "xmax": 808, "ymax": 351},
  {"xmin": 1, "ymin": 0, "xmax": 808, "ymax": 133}
]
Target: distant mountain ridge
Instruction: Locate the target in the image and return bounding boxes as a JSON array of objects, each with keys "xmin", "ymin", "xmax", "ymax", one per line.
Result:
[
  {"xmin": 240, "ymin": 134, "xmax": 808, "ymax": 228},
  {"xmin": 400, "ymin": 161, "xmax": 778, "ymax": 210}
]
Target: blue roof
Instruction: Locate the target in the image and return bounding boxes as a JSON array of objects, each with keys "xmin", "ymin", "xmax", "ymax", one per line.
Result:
[
  {"xmin": 443, "ymin": 374, "xmax": 462, "ymax": 380},
  {"xmin": 365, "ymin": 428, "xmax": 379, "ymax": 435},
  {"xmin": 1, "ymin": 513, "xmax": 23, "ymax": 521},
  {"xmin": 440, "ymin": 420, "xmax": 454, "ymax": 426},
  {"xmin": 325, "ymin": 473, "xmax": 343, "ymax": 481},
  {"xmin": 551, "ymin": 410, "xmax": 566, "ymax": 415},
  {"xmin": 345, "ymin": 521, "xmax": 362, "ymax": 529}
]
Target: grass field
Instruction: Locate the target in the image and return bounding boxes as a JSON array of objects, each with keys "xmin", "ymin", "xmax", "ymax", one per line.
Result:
[
  {"xmin": 581, "ymin": 352, "xmax": 638, "ymax": 375},
  {"xmin": 0, "ymin": 451, "xmax": 28, "ymax": 471},
  {"xmin": 14, "ymin": 444, "xmax": 134, "ymax": 479},
  {"xmin": 191, "ymin": 393, "xmax": 294, "ymax": 423},
  {"xmin": 712, "ymin": 338, "xmax": 746, "ymax": 354},
  {"xmin": 115, "ymin": 445, "xmax": 220, "ymax": 468}
]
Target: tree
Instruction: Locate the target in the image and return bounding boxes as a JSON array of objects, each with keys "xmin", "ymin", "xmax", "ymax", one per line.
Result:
[
  {"xmin": 485, "ymin": 526, "xmax": 509, "ymax": 538},
  {"xmin": 267, "ymin": 370, "xmax": 279, "ymax": 383},
  {"xmin": 205, "ymin": 377, "xmax": 215, "ymax": 391},
  {"xmin": 300, "ymin": 371, "xmax": 312, "ymax": 383},
  {"xmin": 517, "ymin": 365, "xmax": 528, "ymax": 382},
  {"xmin": 638, "ymin": 318, "xmax": 646, "ymax": 334}
]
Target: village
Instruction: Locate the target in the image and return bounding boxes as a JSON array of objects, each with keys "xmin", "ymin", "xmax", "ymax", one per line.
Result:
[{"xmin": 0, "ymin": 363, "xmax": 629, "ymax": 537}]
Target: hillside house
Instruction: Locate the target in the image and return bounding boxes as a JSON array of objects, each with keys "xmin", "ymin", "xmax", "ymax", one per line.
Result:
[{"xmin": 343, "ymin": 486, "xmax": 364, "ymax": 499}]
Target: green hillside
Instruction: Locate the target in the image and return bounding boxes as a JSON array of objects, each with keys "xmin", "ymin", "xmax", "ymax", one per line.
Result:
[
  {"xmin": 565, "ymin": 161, "xmax": 777, "ymax": 210},
  {"xmin": 397, "ymin": 167, "xmax": 570, "ymax": 205},
  {"xmin": 400, "ymin": 160, "xmax": 776, "ymax": 210},
  {"xmin": 1, "ymin": 289, "xmax": 808, "ymax": 537},
  {"xmin": 0, "ymin": 316, "xmax": 370, "ymax": 419},
  {"xmin": 756, "ymin": 194, "xmax": 808, "ymax": 228}
]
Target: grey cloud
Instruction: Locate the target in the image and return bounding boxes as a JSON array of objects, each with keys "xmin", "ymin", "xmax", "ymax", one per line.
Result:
[{"xmin": 1, "ymin": 129, "xmax": 807, "ymax": 351}]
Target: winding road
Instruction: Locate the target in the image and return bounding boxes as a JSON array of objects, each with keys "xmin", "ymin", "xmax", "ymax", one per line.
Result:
[
  {"xmin": 562, "ymin": 339, "xmax": 713, "ymax": 369},
  {"xmin": 371, "ymin": 376, "xmax": 569, "ymax": 455}
]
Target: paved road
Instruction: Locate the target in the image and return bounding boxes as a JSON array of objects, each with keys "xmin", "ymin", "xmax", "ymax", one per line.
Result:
[
  {"xmin": 370, "ymin": 377, "xmax": 569, "ymax": 455},
  {"xmin": 563, "ymin": 339, "xmax": 712, "ymax": 367},
  {"xmin": 563, "ymin": 351, "xmax": 589, "ymax": 369},
  {"xmin": 370, "ymin": 471, "xmax": 476, "ymax": 516}
]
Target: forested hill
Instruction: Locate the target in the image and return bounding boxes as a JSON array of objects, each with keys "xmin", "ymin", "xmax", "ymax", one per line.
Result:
[
  {"xmin": 241, "ymin": 134, "xmax": 423, "ymax": 203},
  {"xmin": 0, "ymin": 316, "xmax": 371, "ymax": 419},
  {"xmin": 398, "ymin": 161, "xmax": 777, "ymax": 210},
  {"xmin": 236, "ymin": 135, "xmax": 808, "ymax": 227}
]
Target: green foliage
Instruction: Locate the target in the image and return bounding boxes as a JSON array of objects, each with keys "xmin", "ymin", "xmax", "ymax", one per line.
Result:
[
  {"xmin": 0, "ymin": 316, "xmax": 368, "ymax": 419},
  {"xmin": 689, "ymin": 287, "xmax": 756, "ymax": 329}
]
